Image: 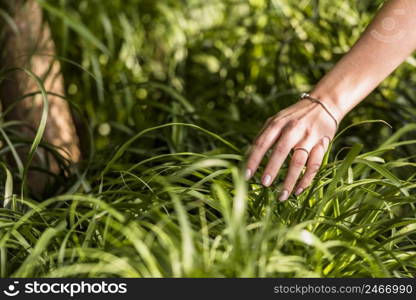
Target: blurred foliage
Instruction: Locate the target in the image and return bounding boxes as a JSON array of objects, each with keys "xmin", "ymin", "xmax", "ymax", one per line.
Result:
[{"xmin": 42, "ymin": 0, "xmax": 416, "ymax": 158}]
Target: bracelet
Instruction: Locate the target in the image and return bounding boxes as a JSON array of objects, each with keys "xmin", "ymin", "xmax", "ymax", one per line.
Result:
[{"xmin": 299, "ymin": 93, "xmax": 339, "ymax": 129}]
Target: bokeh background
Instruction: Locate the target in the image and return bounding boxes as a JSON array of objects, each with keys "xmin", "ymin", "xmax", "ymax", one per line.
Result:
[{"xmin": 46, "ymin": 0, "xmax": 416, "ymax": 159}]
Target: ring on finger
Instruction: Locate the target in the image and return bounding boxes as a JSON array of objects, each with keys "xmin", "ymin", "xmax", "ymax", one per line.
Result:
[{"xmin": 292, "ymin": 147, "xmax": 310, "ymax": 156}]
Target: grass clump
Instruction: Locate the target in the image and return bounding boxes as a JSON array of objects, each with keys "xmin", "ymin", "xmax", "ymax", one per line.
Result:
[{"xmin": 1, "ymin": 122, "xmax": 416, "ymax": 277}]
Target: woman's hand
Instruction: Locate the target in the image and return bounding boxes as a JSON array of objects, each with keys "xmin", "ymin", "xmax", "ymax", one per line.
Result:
[
  {"xmin": 245, "ymin": 0, "xmax": 416, "ymax": 202},
  {"xmin": 245, "ymin": 97, "xmax": 340, "ymax": 201}
]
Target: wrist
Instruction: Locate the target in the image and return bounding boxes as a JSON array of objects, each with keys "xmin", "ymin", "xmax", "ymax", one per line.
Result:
[
  {"xmin": 308, "ymin": 89, "xmax": 349, "ymax": 122},
  {"xmin": 300, "ymin": 93, "xmax": 340, "ymax": 129}
]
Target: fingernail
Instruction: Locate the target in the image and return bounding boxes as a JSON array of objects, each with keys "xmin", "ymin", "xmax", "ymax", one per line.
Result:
[
  {"xmin": 245, "ymin": 168, "xmax": 252, "ymax": 180},
  {"xmin": 279, "ymin": 189, "xmax": 289, "ymax": 202},
  {"xmin": 262, "ymin": 174, "xmax": 271, "ymax": 186},
  {"xmin": 294, "ymin": 187, "xmax": 304, "ymax": 196}
]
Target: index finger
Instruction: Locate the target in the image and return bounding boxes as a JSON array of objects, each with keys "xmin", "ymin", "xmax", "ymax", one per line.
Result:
[{"xmin": 245, "ymin": 119, "xmax": 285, "ymax": 179}]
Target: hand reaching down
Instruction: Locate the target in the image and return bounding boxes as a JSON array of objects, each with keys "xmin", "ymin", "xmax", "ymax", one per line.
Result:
[
  {"xmin": 245, "ymin": 0, "xmax": 416, "ymax": 201},
  {"xmin": 245, "ymin": 95, "xmax": 340, "ymax": 201}
]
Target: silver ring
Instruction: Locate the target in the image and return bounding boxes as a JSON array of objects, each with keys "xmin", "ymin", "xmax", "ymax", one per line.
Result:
[{"xmin": 293, "ymin": 147, "xmax": 309, "ymax": 155}]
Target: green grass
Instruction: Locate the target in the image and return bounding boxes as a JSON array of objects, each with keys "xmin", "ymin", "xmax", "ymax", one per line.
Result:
[
  {"xmin": 0, "ymin": 120, "xmax": 415, "ymax": 277},
  {"xmin": 0, "ymin": 0, "xmax": 415, "ymax": 278}
]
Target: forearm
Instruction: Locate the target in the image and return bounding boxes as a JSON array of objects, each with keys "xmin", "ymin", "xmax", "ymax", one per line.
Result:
[{"xmin": 310, "ymin": 0, "xmax": 416, "ymax": 121}]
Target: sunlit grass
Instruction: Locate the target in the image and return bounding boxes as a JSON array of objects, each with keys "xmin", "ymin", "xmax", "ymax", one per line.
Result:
[{"xmin": 0, "ymin": 120, "xmax": 415, "ymax": 277}]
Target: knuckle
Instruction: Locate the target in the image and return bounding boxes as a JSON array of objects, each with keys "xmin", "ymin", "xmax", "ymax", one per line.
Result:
[
  {"xmin": 314, "ymin": 142, "xmax": 325, "ymax": 153},
  {"xmin": 299, "ymin": 183, "xmax": 310, "ymax": 192},
  {"xmin": 287, "ymin": 119, "xmax": 299, "ymax": 129},
  {"xmin": 270, "ymin": 118, "xmax": 283, "ymax": 127},
  {"xmin": 292, "ymin": 157, "xmax": 305, "ymax": 168},
  {"xmin": 254, "ymin": 138, "xmax": 265, "ymax": 148},
  {"xmin": 274, "ymin": 144, "xmax": 287, "ymax": 155},
  {"xmin": 321, "ymin": 138, "xmax": 330, "ymax": 149},
  {"xmin": 309, "ymin": 163, "xmax": 321, "ymax": 174},
  {"xmin": 305, "ymin": 127, "xmax": 313, "ymax": 137}
]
